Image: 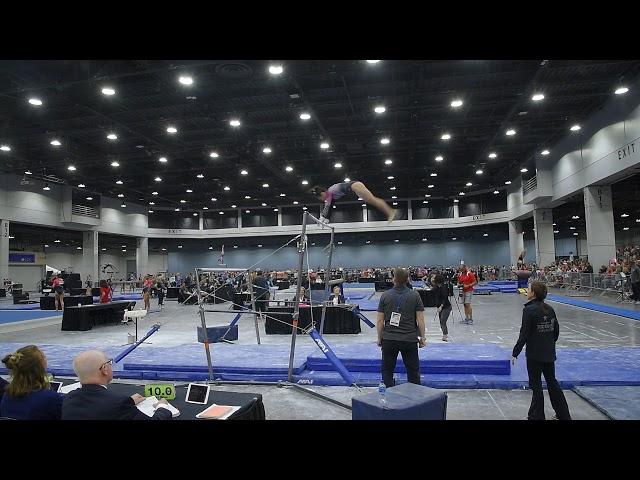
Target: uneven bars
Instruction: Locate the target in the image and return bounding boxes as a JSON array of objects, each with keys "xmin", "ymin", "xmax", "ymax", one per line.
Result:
[{"xmin": 305, "ymin": 212, "xmax": 335, "ymax": 230}]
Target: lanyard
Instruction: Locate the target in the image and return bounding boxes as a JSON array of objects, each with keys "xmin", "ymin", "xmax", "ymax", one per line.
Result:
[{"xmin": 393, "ymin": 288, "xmax": 409, "ymax": 312}]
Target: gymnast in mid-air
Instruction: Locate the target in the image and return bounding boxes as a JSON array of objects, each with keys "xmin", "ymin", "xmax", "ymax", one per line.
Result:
[{"xmin": 310, "ymin": 180, "xmax": 396, "ymax": 224}]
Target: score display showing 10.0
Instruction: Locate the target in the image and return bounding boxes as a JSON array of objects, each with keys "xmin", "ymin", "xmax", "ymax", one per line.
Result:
[{"xmin": 144, "ymin": 384, "xmax": 176, "ymax": 400}]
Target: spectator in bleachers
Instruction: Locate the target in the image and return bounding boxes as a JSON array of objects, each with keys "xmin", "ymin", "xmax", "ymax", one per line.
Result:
[
  {"xmin": 0, "ymin": 345, "xmax": 62, "ymax": 420},
  {"xmin": 62, "ymin": 350, "xmax": 174, "ymax": 420}
]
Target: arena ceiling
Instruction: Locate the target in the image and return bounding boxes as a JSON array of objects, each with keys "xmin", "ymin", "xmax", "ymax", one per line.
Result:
[{"xmin": 2, "ymin": 59, "xmax": 640, "ymax": 216}]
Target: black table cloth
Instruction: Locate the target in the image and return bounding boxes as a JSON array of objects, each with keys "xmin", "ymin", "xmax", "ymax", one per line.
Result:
[
  {"xmin": 274, "ymin": 280, "xmax": 290, "ymax": 290},
  {"xmin": 61, "ymin": 300, "xmax": 136, "ymax": 331},
  {"xmin": 265, "ymin": 305, "xmax": 361, "ymax": 334},
  {"xmin": 57, "ymin": 381, "xmax": 265, "ymax": 420},
  {"xmin": 232, "ymin": 292, "xmax": 253, "ymax": 310},
  {"xmin": 40, "ymin": 295, "xmax": 93, "ymax": 310},
  {"xmin": 358, "ymin": 277, "xmax": 375, "ymax": 283},
  {"xmin": 167, "ymin": 287, "xmax": 179, "ymax": 299},
  {"xmin": 70, "ymin": 288, "xmax": 87, "ymax": 296}
]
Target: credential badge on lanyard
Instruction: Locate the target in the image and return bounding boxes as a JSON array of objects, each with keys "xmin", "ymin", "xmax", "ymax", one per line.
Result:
[{"xmin": 389, "ymin": 290, "xmax": 407, "ymax": 327}]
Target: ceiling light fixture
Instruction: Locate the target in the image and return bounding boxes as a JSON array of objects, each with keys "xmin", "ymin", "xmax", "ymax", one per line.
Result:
[
  {"xmin": 520, "ymin": 168, "xmax": 528, "ymax": 173},
  {"xmin": 178, "ymin": 75, "xmax": 193, "ymax": 85},
  {"xmin": 101, "ymin": 87, "xmax": 116, "ymax": 96},
  {"xmin": 531, "ymin": 93, "xmax": 545, "ymax": 101},
  {"xmin": 28, "ymin": 98, "xmax": 43, "ymax": 106},
  {"xmin": 505, "ymin": 181, "xmax": 512, "ymax": 185},
  {"xmin": 106, "ymin": 133, "xmax": 117, "ymax": 140},
  {"xmin": 262, "ymin": 147, "xmax": 272, "ymax": 154},
  {"xmin": 186, "ymin": 189, "xmax": 192, "ymax": 193},
  {"xmin": 570, "ymin": 124, "xmax": 581, "ymax": 131},
  {"xmin": 67, "ymin": 165, "xmax": 76, "ymax": 171},
  {"xmin": 435, "ymin": 155, "xmax": 443, "ymax": 162},
  {"xmin": 166, "ymin": 126, "xmax": 177, "ymax": 134},
  {"xmin": 541, "ymin": 150, "xmax": 550, "ymax": 156},
  {"xmin": 285, "ymin": 166, "xmax": 293, "ymax": 172},
  {"xmin": 387, "ymin": 176, "xmax": 394, "ymax": 180},
  {"xmin": 320, "ymin": 142, "xmax": 330, "ymax": 149},
  {"xmin": 229, "ymin": 119, "xmax": 241, "ymax": 127},
  {"xmin": 476, "ymin": 169, "xmax": 483, "ymax": 175},
  {"xmin": 506, "ymin": 129, "xmax": 516, "ymax": 136},
  {"xmin": 262, "ymin": 183, "xmax": 269, "ymax": 188},
  {"xmin": 154, "ymin": 176, "xmax": 162, "ymax": 182},
  {"xmin": 197, "ymin": 174, "xmax": 204, "ymax": 179},
  {"xmin": 384, "ymin": 159, "xmax": 393, "ymax": 165},
  {"xmin": 493, "ymin": 190, "xmax": 499, "ymax": 194},
  {"xmin": 209, "ymin": 152, "xmax": 219, "ymax": 158},
  {"xmin": 86, "ymin": 197, "xmax": 93, "ymax": 201},
  {"xmin": 280, "ymin": 193, "xmax": 286, "ymax": 197},
  {"xmin": 621, "ymin": 213, "xmax": 629, "ymax": 218},
  {"xmin": 268, "ymin": 64, "xmax": 284, "ymax": 75},
  {"xmin": 152, "ymin": 191, "xmax": 159, "ymax": 195},
  {"xmin": 344, "ymin": 177, "xmax": 351, "ymax": 182},
  {"xmin": 366, "ymin": 60, "xmax": 381, "ymax": 64},
  {"xmin": 117, "ymin": 194, "xmax": 124, "ymax": 198},
  {"xmin": 50, "ymin": 139, "xmax": 61, "ymax": 146},
  {"xmin": 430, "ymin": 173, "xmax": 437, "ymax": 177},
  {"xmin": 334, "ymin": 163, "xmax": 342, "ymax": 168},
  {"xmin": 299, "ymin": 112, "xmax": 311, "ymax": 120},
  {"xmin": 25, "ymin": 170, "xmax": 32, "ymax": 175},
  {"xmin": 115, "ymin": 180, "xmax": 123, "ymax": 185},
  {"xmin": 615, "ymin": 86, "xmax": 629, "ymax": 95},
  {"xmin": 374, "ymin": 105, "xmax": 386, "ymax": 114},
  {"xmin": 301, "ymin": 180, "xmax": 308, "ymax": 185},
  {"xmin": 223, "ymin": 186, "xmax": 230, "ymax": 191},
  {"xmin": 441, "ymin": 133, "xmax": 451, "ymax": 140},
  {"xmin": 110, "ymin": 161, "xmax": 119, "ymax": 167},
  {"xmin": 380, "ymin": 137, "xmax": 390, "ymax": 145},
  {"xmin": 241, "ymin": 169, "xmax": 248, "ymax": 175},
  {"xmin": 428, "ymin": 184, "xmax": 434, "ymax": 188},
  {"xmin": 78, "ymin": 183, "xmax": 85, "ymax": 187},
  {"xmin": 158, "ymin": 157, "xmax": 168, "ymax": 163},
  {"xmin": 466, "ymin": 182, "xmax": 473, "ymax": 186},
  {"xmin": 488, "ymin": 152, "xmax": 497, "ymax": 159},
  {"xmin": 450, "ymin": 99, "xmax": 463, "ymax": 108}
]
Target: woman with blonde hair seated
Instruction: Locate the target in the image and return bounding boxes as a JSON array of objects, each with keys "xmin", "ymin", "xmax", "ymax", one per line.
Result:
[{"xmin": 0, "ymin": 345, "xmax": 62, "ymax": 420}]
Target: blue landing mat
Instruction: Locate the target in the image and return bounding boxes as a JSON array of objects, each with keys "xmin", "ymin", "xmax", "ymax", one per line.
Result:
[
  {"xmin": 122, "ymin": 343, "xmax": 315, "ymax": 376},
  {"xmin": 306, "ymin": 343, "xmax": 510, "ymax": 375},
  {"xmin": 487, "ymin": 280, "xmax": 517, "ymax": 286},
  {"xmin": 342, "ymin": 282, "xmax": 375, "ymax": 289},
  {"xmin": 0, "ymin": 303, "xmax": 42, "ymax": 310},
  {"xmin": 107, "ymin": 294, "xmax": 143, "ymax": 301},
  {"xmin": 547, "ymin": 294, "xmax": 640, "ymax": 321},
  {"xmin": 354, "ymin": 299, "xmax": 379, "ymax": 311},
  {"xmin": 343, "ymin": 291, "xmax": 369, "ymax": 300},
  {"xmin": 573, "ymin": 386, "xmax": 640, "ymax": 420},
  {"xmin": 0, "ymin": 310, "xmax": 62, "ymax": 324},
  {"xmin": 499, "ymin": 288, "xmax": 519, "ymax": 293},
  {"xmin": 475, "ymin": 286, "xmax": 500, "ymax": 293}
]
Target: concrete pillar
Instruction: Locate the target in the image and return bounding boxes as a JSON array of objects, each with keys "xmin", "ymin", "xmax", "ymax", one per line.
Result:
[
  {"xmin": 584, "ymin": 185, "xmax": 616, "ymax": 269},
  {"xmin": 533, "ymin": 208, "xmax": 556, "ymax": 267},
  {"xmin": 277, "ymin": 208, "xmax": 282, "ymax": 226},
  {"xmin": 199, "ymin": 214, "xmax": 204, "ymax": 230},
  {"xmin": 363, "ymin": 204, "xmax": 368, "ymax": 222},
  {"xmin": 81, "ymin": 231, "xmax": 99, "ymax": 284},
  {"xmin": 509, "ymin": 220, "xmax": 525, "ymax": 267},
  {"xmin": 0, "ymin": 219, "xmax": 9, "ymax": 282},
  {"xmin": 237, "ymin": 209, "xmax": 242, "ymax": 228},
  {"xmin": 136, "ymin": 237, "xmax": 149, "ymax": 277},
  {"xmin": 453, "ymin": 203, "xmax": 460, "ymax": 218}
]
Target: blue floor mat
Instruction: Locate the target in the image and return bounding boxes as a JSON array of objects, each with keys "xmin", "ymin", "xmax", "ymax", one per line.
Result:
[
  {"xmin": 0, "ymin": 303, "xmax": 42, "ymax": 310},
  {"xmin": 306, "ymin": 343, "xmax": 510, "ymax": 375},
  {"xmin": 353, "ymin": 299, "xmax": 379, "ymax": 311},
  {"xmin": 343, "ymin": 291, "xmax": 369, "ymax": 300},
  {"xmin": 488, "ymin": 280, "xmax": 518, "ymax": 286},
  {"xmin": 547, "ymin": 294, "xmax": 640, "ymax": 321},
  {"xmin": 475, "ymin": 285, "xmax": 500, "ymax": 293},
  {"xmin": 0, "ymin": 310, "xmax": 62, "ymax": 324},
  {"xmin": 572, "ymin": 386, "xmax": 640, "ymax": 419},
  {"xmin": 499, "ymin": 288, "xmax": 520, "ymax": 293}
]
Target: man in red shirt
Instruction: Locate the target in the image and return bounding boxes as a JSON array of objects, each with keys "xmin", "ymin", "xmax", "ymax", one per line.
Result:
[{"xmin": 457, "ymin": 265, "xmax": 477, "ymax": 324}]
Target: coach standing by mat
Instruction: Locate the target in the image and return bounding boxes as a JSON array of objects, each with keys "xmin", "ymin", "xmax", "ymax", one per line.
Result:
[{"xmin": 376, "ymin": 268, "xmax": 426, "ymax": 387}]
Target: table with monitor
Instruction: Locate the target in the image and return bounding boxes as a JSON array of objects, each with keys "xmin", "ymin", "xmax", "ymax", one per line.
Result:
[{"xmin": 40, "ymin": 295, "xmax": 93, "ymax": 310}]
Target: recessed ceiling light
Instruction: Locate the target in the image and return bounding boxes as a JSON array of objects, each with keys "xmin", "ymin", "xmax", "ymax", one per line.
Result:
[
  {"xmin": 106, "ymin": 133, "xmax": 117, "ymax": 140},
  {"xmin": 483, "ymin": 233, "xmax": 489, "ymax": 237},
  {"xmin": 521, "ymin": 168, "xmax": 528, "ymax": 173},
  {"xmin": 101, "ymin": 87, "xmax": 116, "ymax": 96},
  {"xmin": 48, "ymin": 139, "xmax": 62, "ymax": 147},
  {"xmin": 430, "ymin": 173, "xmax": 437, "ymax": 177},
  {"xmin": 120, "ymin": 203, "xmax": 126, "ymax": 208},
  {"xmin": 459, "ymin": 192, "xmax": 465, "ymax": 196},
  {"xmin": 366, "ymin": 60, "xmax": 381, "ymax": 64},
  {"xmin": 115, "ymin": 180, "xmax": 123, "ymax": 185},
  {"xmin": 320, "ymin": 142, "xmax": 330, "ymax": 149},
  {"xmin": 229, "ymin": 119, "xmax": 241, "ymax": 127},
  {"xmin": 301, "ymin": 180, "xmax": 308, "ymax": 185},
  {"xmin": 209, "ymin": 152, "xmax": 219, "ymax": 159},
  {"xmin": 366, "ymin": 240, "xmax": 371, "ymax": 244},
  {"xmin": 374, "ymin": 105, "xmax": 386, "ymax": 114},
  {"xmin": 506, "ymin": 129, "xmax": 516, "ymax": 136},
  {"xmin": 54, "ymin": 239, "xmax": 60, "ymax": 243},
  {"xmin": 285, "ymin": 166, "xmax": 293, "ymax": 172},
  {"xmin": 149, "ymin": 202, "xmax": 155, "ymax": 205},
  {"xmin": 493, "ymin": 190, "xmax": 499, "ymax": 194},
  {"xmin": 233, "ymin": 245, "xmax": 238, "ymax": 248},
  {"xmin": 302, "ymin": 207, "xmax": 307, "ymax": 210},
  {"xmin": 158, "ymin": 157, "xmax": 168, "ymax": 163},
  {"xmin": 428, "ymin": 184, "xmax": 434, "ymax": 188},
  {"xmin": 197, "ymin": 174, "xmax": 205, "ymax": 179},
  {"xmin": 243, "ymin": 195, "xmax": 251, "ymax": 199},
  {"xmin": 441, "ymin": 133, "xmax": 451, "ymax": 140},
  {"xmin": 466, "ymin": 182, "xmax": 472, "ymax": 186},
  {"xmin": 450, "ymin": 99, "xmax": 463, "ymax": 108},
  {"xmin": 117, "ymin": 194, "xmax": 124, "ymax": 198},
  {"xmin": 231, "ymin": 204, "xmax": 237, "ymax": 208},
  {"xmin": 154, "ymin": 176, "xmax": 162, "ymax": 182},
  {"xmin": 77, "ymin": 183, "xmax": 85, "ymax": 187},
  {"xmin": 553, "ymin": 223, "xmax": 556, "ymax": 226},
  {"xmin": 505, "ymin": 181, "xmax": 512, "ymax": 185},
  {"xmin": 261, "ymin": 202, "xmax": 267, "ymax": 207},
  {"xmin": 391, "ymin": 195, "xmax": 397, "ymax": 199},
  {"xmin": 262, "ymin": 147, "xmax": 272, "ymax": 154},
  {"xmin": 219, "ymin": 211, "xmax": 224, "ymax": 215},
  {"xmin": 178, "ymin": 245, "xmax": 183, "ymax": 249},
  {"xmin": 67, "ymin": 165, "xmax": 76, "ymax": 171},
  {"xmin": 240, "ymin": 169, "xmax": 248, "ymax": 175},
  {"xmin": 280, "ymin": 193, "xmax": 286, "ymax": 197},
  {"xmin": 152, "ymin": 191, "xmax": 159, "ymax": 195},
  {"xmin": 380, "ymin": 137, "xmax": 390, "ymax": 145},
  {"xmin": 624, "ymin": 227, "xmax": 630, "ymax": 231},
  {"xmin": 570, "ymin": 124, "xmax": 581, "ymax": 131},
  {"xmin": 175, "ymin": 208, "xmax": 180, "ymax": 212},
  {"xmin": 110, "ymin": 161, "xmax": 120, "ymax": 167},
  {"xmin": 293, "ymin": 201, "xmax": 299, "ymax": 205},
  {"xmin": 299, "ymin": 112, "xmax": 311, "ymax": 120},
  {"xmin": 452, "ymin": 237, "xmax": 457, "ymax": 241},
  {"xmin": 178, "ymin": 75, "xmax": 193, "ymax": 85},
  {"xmin": 488, "ymin": 152, "xmax": 497, "ymax": 159},
  {"xmin": 258, "ymin": 244, "xmax": 263, "ymax": 248},
  {"xmin": 223, "ymin": 186, "xmax": 230, "ymax": 191},
  {"xmin": 387, "ymin": 176, "xmax": 394, "ymax": 180},
  {"xmin": 344, "ymin": 177, "xmax": 351, "ymax": 182},
  {"xmin": 425, "ymin": 194, "xmax": 431, "ymax": 198},
  {"xmin": 245, "ymin": 210, "xmax": 251, "ymax": 213},
  {"xmin": 211, "ymin": 197, "xmax": 217, "ymax": 201},
  {"xmin": 193, "ymin": 212, "xmax": 198, "ymax": 216},
  {"xmin": 334, "ymin": 163, "xmax": 342, "ymax": 168},
  {"xmin": 362, "ymin": 203, "xmax": 367, "ymax": 207},
  {"xmin": 86, "ymin": 196, "xmax": 93, "ymax": 201},
  {"xmin": 621, "ymin": 213, "xmax": 629, "ymax": 218},
  {"xmin": 166, "ymin": 126, "xmax": 177, "ymax": 134},
  {"xmin": 572, "ymin": 215, "xmax": 580, "ymax": 219},
  {"xmin": 531, "ymin": 93, "xmax": 545, "ymax": 101},
  {"xmin": 615, "ymin": 86, "xmax": 629, "ymax": 95},
  {"xmin": 186, "ymin": 189, "xmax": 193, "ymax": 193},
  {"xmin": 390, "ymin": 186, "xmax": 396, "ymax": 190},
  {"xmin": 392, "ymin": 202, "xmax": 398, "ymax": 206},
  {"xmin": 385, "ymin": 159, "xmax": 393, "ymax": 165},
  {"xmin": 423, "ymin": 200, "xmax": 428, "ymax": 204},
  {"xmin": 476, "ymin": 169, "xmax": 483, "ymax": 175},
  {"xmin": 25, "ymin": 170, "xmax": 32, "ymax": 175},
  {"xmin": 553, "ymin": 230, "xmax": 559, "ymax": 234},
  {"xmin": 541, "ymin": 150, "xmax": 550, "ymax": 156},
  {"xmin": 180, "ymin": 199, "xmax": 186, "ymax": 204},
  {"xmin": 570, "ymin": 226, "xmax": 576, "ymax": 230},
  {"xmin": 435, "ymin": 155, "xmax": 443, "ymax": 162},
  {"xmin": 268, "ymin": 65, "xmax": 283, "ymax": 75},
  {"xmin": 573, "ymin": 232, "xmax": 579, "ymax": 236},
  {"xmin": 202, "ymin": 206, "xmax": 208, "ymax": 210},
  {"xmin": 262, "ymin": 183, "xmax": 269, "ymax": 188}
]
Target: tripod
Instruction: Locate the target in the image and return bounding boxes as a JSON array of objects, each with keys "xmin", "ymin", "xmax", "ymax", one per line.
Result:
[{"xmin": 450, "ymin": 284, "xmax": 466, "ymax": 324}]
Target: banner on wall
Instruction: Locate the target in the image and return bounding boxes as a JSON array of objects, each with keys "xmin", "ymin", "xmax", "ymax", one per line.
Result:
[{"xmin": 9, "ymin": 253, "xmax": 36, "ymax": 264}]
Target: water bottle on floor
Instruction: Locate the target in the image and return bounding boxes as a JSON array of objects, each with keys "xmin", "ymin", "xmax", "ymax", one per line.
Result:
[{"xmin": 378, "ymin": 382, "xmax": 386, "ymax": 408}]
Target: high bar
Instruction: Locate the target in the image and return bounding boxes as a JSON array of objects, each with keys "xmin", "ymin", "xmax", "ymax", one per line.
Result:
[
  {"xmin": 305, "ymin": 212, "xmax": 335, "ymax": 230},
  {"xmin": 195, "ymin": 267, "xmax": 248, "ymax": 272}
]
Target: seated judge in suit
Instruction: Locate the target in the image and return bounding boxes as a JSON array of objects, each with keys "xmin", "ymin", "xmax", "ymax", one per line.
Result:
[
  {"xmin": 291, "ymin": 286, "xmax": 309, "ymax": 303},
  {"xmin": 62, "ymin": 350, "xmax": 175, "ymax": 420},
  {"xmin": 328, "ymin": 285, "xmax": 345, "ymax": 305},
  {"xmin": 0, "ymin": 345, "xmax": 62, "ymax": 420}
]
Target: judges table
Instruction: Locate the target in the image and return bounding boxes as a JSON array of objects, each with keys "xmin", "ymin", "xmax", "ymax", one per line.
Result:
[
  {"xmin": 61, "ymin": 301, "xmax": 136, "ymax": 331},
  {"xmin": 167, "ymin": 287, "xmax": 180, "ymax": 299},
  {"xmin": 274, "ymin": 280, "xmax": 290, "ymax": 290},
  {"xmin": 265, "ymin": 305, "xmax": 361, "ymax": 334},
  {"xmin": 40, "ymin": 295, "xmax": 93, "ymax": 310},
  {"xmin": 56, "ymin": 381, "xmax": 265, "ymax": 420},
  {"xmin": 416, "ymin": 288, "xmax": 438, "ymax": 308}
]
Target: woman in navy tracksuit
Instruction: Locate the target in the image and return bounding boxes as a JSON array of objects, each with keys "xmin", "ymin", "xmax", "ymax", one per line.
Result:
[{"xmin": 512, "ymin": 281, "xmax": 571, "ymax": 420}]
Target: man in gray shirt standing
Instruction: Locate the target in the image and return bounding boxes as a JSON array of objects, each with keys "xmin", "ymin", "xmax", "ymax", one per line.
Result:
[{"xmin": 377, "ymin": 267, "xmax": 426, "ymax": 387}]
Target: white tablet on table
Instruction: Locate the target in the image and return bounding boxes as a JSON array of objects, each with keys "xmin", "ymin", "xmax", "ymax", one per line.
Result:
[{"xmin": 185, "ymin": 383, "xmax": 210, "ymax": 404}]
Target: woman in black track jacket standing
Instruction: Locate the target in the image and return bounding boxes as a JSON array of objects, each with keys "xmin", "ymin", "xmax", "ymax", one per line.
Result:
[
  {"xmin": 432, "ymin": 274, "xmax": 452, "ymax": 342},
  {"xmin": 512, "ymin": 281, "xmax": 571, "ymax": 420}
]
